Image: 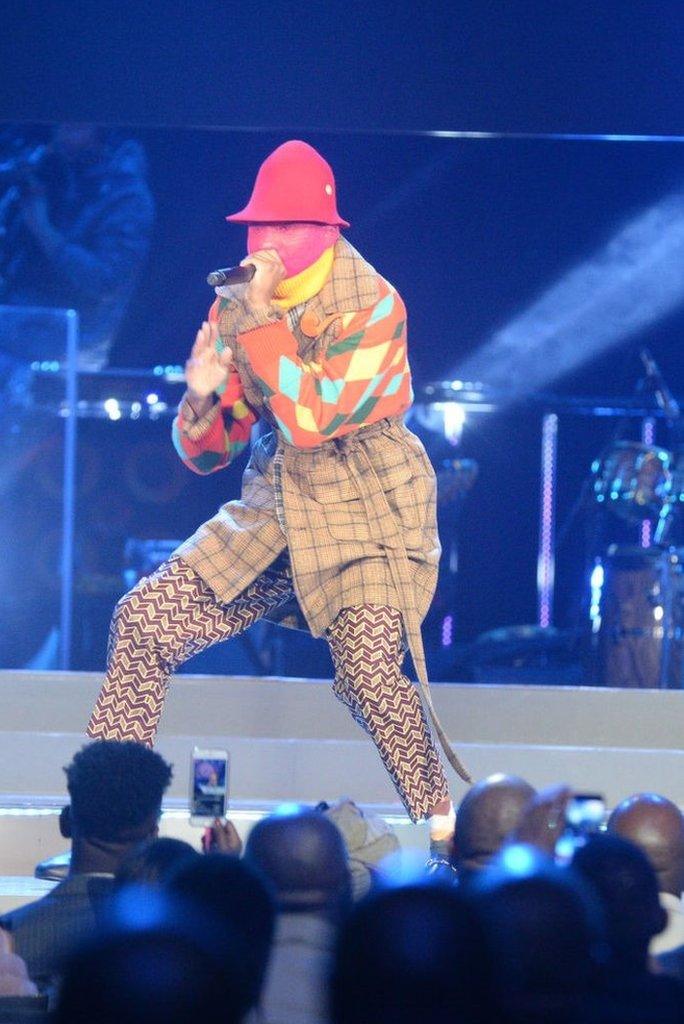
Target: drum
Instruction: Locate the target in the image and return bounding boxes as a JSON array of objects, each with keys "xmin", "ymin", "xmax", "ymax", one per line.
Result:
[
  {"xmin": 591, "ymin": 441, "xmax": 675, "ymax": 523},
  {"xmin": 590, "ymin": 545, "xmax": 684, "ymax": 688}
]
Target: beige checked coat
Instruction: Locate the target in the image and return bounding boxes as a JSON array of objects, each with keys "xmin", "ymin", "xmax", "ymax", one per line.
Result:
[{"xmin": 176, "ymin": 239, "xmax": 470, "ymax": 782}]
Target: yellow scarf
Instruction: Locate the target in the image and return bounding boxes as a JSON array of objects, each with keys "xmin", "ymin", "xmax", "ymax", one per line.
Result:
[{"xmin": 273, "ymin": 246, "xmax": 335, "ymax": 311}]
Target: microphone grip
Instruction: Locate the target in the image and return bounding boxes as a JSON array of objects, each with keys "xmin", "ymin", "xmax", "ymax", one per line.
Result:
[{"xmin": 206, "ymin": 264, "xmax": 256, "ymax": 287}]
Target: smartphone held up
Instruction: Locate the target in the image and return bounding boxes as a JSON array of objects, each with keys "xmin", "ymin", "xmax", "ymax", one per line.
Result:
[{"xmin": 189, "ymin": 747, "xmax": 229, "ymax": 827}]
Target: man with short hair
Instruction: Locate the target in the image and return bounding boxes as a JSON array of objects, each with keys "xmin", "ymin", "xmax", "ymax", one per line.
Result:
[
  {"xmin": 450, "ymin": 773, "xmax": 536, "ymax": 882},
  {"xmin": 608, "ymin": 792, "xmax": 684, "ymax": 955},
  {"xmin": 573, "ymin": 834, "xmax": 684, "ymax": 1021},
  {"xmin": 244, "ymin": 808, "xmax": 351, "ymax": 1024},
  {"xmin": 0, "ymin": 740, "xmax": 173, "ymax": 992}
]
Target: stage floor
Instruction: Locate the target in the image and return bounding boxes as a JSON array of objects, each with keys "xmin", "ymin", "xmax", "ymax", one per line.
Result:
[{"xmin": 0, "ymin": 670, "xmax": 682, "ymax": 878}]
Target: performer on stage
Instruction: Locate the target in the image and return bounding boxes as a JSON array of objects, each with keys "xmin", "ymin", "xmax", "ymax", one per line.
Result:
[{"xmin": 86, "ymin": 140, "xmax": 470, "ymax": 851}]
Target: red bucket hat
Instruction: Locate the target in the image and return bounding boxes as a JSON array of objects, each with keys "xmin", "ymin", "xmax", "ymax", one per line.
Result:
[{"xmin": 226, "ymin": 140, "xmax": 349, "ymax": 227}]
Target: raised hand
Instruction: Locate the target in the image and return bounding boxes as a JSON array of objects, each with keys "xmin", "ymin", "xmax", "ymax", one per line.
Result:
[{"xmin": 184, "ymin": 320, "xmax": 233, "ymax": 408}]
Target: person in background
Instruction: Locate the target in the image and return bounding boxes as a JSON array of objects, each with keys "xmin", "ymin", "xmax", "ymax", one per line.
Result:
[
  {"xmin": 166, "ymin": 853, "xmax": 275, "ymax": 1015},
  {"xmin": 608, "ymin": 792, "xmax": 684, "ymax": 955},
  {"xmin": 320, "ymin": 798, "xmax": 399, "ymax": 899},
  {"xmin": 450, "ymin": 773, "xmax": 537, "ymax": 883},
  {"xmin": 54, "ymin": 888, "xmax": 249, "ymax": 1024},
  {"xmin": 0, "ymin": 123, "xmax": 154, "ymax": 370},
  {"xmin": 244, "ymin": 808, "xmax": 352, "ymax": 1024},
  {"xmin": 572, "ymin": 833, "xmax": 684, "ymax": 1023},
  {"xmin": 0, "ymin": 741, "xmax": 172, "ymax": 994},
  {"xmin": 114, "ymin": 837, "xmax": 200, "ymax": 890},
  {"xmin": 330, "ymin": 883, "xmax": 494, "ymax": 1024},
  {"xmin": 468, "ymin": 844, "xmax": 601, "ymax": 1024}
]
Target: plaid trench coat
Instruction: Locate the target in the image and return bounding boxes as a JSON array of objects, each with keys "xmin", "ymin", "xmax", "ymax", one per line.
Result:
[{"xmin": 175, "ymin": 239, "xmax": 471, "ymax": 783}]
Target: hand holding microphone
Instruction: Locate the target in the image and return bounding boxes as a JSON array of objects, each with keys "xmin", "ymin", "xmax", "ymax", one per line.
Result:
[{"xmin": 208, "ymin": 248, "xmax": 286, "ymax": 313}]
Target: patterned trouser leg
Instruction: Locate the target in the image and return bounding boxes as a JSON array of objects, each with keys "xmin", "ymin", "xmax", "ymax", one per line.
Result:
[
  {"xmin": 326, "ymin": 604, "xmax": 450, "ymax": 823},
  {"xmin": 87, "ymin": 556, "xmax": 293, "ymax": 746}
]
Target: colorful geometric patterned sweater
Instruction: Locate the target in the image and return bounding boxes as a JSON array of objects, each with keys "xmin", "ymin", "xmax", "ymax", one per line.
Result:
[{"xmin": 173, "ymin": 274, "xmax": 411, "ymax": 474}]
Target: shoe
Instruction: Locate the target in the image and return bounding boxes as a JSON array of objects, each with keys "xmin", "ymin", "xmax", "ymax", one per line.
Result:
[
  {"xmin": 35, "ymin": 851, "xmax": 71, "ymax": 881},
  {"xmin": 429, "ymin": 836, "xmax": 453, "ymax": 860},
  {"xmin": 424, "ymin": 854, "xmax": 458, "ymax": 883}
]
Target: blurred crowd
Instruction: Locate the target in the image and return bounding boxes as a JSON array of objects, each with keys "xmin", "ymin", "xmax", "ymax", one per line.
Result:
[{"xmin": 1, "ymin": 740, "xmax": 684, "ymax": 1023}]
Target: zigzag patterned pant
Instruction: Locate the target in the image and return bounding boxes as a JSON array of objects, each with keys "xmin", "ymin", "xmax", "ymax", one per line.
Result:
[{"xmin": 87, "ymin": 556, "xmax": 449, "ymax": 821}]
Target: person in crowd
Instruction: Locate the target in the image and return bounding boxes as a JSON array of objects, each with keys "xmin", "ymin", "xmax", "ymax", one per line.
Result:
[
  {"xmin": 114, "ymin": 837, "xmax": 200, "ymax": 890},
  {"xmin": 657, "ymin": 943, "xmax": 684, "ymax": 985},
  {"xmin": 166, "ymin": 852, "xmax": 275, "ymax": 1014},
  {"xmin": 0, "ymin": 940, "xmax": 35, "ymax": 997},
  {"xmin": 572, "ymin": 833, "xmax": 684, "ymax": 1022},
  {"xmin": 244, "ymin": 808, "xmax": 352, "ymax": 1024},
  {"xmin": 468, "ymin": 843, "xmax": 602, "ymax": 1024},
  {"xmin": 330, "ymin": 882, "xmax": 494, "ymax": 1024},
  {"xmin": 318, "ymin": 798, "xmax": 399, "ymax": 898},
  {"xmin": 86, "ymin": 138, "xmax": 471, "ymax": 863},
  {"xmin": 54, "ymin": 888, "xmax": 248, "ymax": 1024},
  {"xmin": 608, "ymin": 792, "xmax": 684, "ymax": 955},
  {"xmin": 0, "ymin": 740, "xmax": 172, "ymax": 993},
  {"xmin": 0, "ymin": 930, "xmax": 47, "ymax": 1024},
  {"xmin": 450, "ymin": 773, "xmax": 537, "ymax": 882},
  {"xmin": 0, "ymin": 123, "xmax": 154, "ymax": 370}
]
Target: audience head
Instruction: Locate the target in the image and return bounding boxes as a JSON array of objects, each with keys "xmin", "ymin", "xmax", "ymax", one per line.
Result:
[
  {"xmin": 244, "ymin": 805, "xmax": 352, "ymax": 915},
  {"xmin": 469, "ymin": 843, "xmax": 602, "ymax": 1024},
  {"xmin": 61, "ymin": 741, "xmax": 173, "ymax": 873},
  {"xmin": 330, "ymin": 882, "xmax": 493, "ymax": 1024},
  {"xmin": 572, "ymin": 832, "xmax": 667, "ymax": 971},
  {"xmin": 115, "ymin": 837, "xmax": 200, "ymax": 890},
  {"xmin": 452, "ymin": 773, "xmax": 536, "ymax": 880},
  {"xmin": 167, "ymin": 852, "xmax": 275, "ymax": 1007},
  {"xmin": 55, "ymin": 889, "xmax": 247, "ymax": 1024},
  {"xmin": 321, "ymin": 798, "xmax": 399, "ymax": 899},
  {"xmin": 608, "ymin": 792, "xmax": 684, "ymax": 897}
]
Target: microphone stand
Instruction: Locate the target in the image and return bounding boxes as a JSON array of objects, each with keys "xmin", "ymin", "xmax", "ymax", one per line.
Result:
[{"xmin": 639, "ymin": 348, "xmax": 681, "ymax": 546}]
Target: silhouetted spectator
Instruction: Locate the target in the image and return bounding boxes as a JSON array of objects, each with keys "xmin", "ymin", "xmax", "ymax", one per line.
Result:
[
  {"xmin": 245, "ymin": 808, "xmax": 351, "ymax": 1024},
  {"xmin": 330, "ymin": 882, "xmax": 494, "ymax": 1024},
  {"xmin": 0, "ymin": 927, "xmax": 48, "ymax": 1022},
  {"xmin": 451, "ymin": 773, "xmax": 536, "ymax": 882},
  {"xmin": 658, "ymin": 944, "xmax": 684, "ymax": 984},
  {"xmin": 573, "ymin": 833, "xmax": 684, "ymax": 1023},
  {"xmin": 609, "ymin": 793, "xmax": 684, "ymax": 955},
  {"xmin": 54, "ymin": 889, "xmax": 247, "ymax": 1024},
  {"xmin": 114, "ymin": 837, "xmax": 200, "ymax": 890},
  {"xmin": 167, "ymin": 853, "xmax": 275, "ymax": 1013},
  {"xmin": 320, "ymin": 799, "xmax": 398, "ymax": 899},
  {"xmin": 0, "ymin": 741, "xmax": 172, "ymax": 994},
  {"xmin": 469, "ymin": 844, "xmax": 601, "ymax": 1024},
  {"xmin": 0, "ymin": 124, "xmax": 154, "ymax": 369}
]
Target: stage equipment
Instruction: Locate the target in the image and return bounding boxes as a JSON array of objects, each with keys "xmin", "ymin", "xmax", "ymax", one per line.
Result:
[
  {"xmin": 435, "ymin": 458, "xmax": 478, "ymax": 513},
  {"xmin": 16, "ymin": 362, "xmax": 186, "ymax": 419},
  {"xmin": 591, "ymin": 441, "xmax": 676, "ymax": 524},
  {"xmin": 0, "ymin": 304, "xmax": 79, "ymax": 671},
  {"xmin": 588, "ymin": 545, "xmax": 684, "ymax": 689},
  {"xmin": 419, "ymin": 379, "xmax": 675, "ymax": 630}
]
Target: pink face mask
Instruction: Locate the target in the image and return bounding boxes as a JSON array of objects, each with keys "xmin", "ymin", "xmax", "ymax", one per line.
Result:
[{"xmin": 247, "ymin": 222, "xmax": 340, "ymax": 278}]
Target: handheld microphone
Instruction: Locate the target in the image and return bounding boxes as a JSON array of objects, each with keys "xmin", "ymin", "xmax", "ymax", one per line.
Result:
[
  {"xmin": 640, "ymin": 348, "xmax": 680, "ymax": 422},
  {"xmin": 206, "ymin": 264, "xmax": 256, "ymax": 288}
]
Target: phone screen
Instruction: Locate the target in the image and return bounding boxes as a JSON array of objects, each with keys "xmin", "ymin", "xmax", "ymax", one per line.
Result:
[
  {"xmin": 190, "ymin": 750, "xmax": 229, "ymax": 822},
  {"xmin": 565, "ymin": 794, "xmax": 606, "ymax": 833}
]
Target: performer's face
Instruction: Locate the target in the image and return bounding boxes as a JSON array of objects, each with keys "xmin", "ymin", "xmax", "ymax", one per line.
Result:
[{"xmin": 247, "ymin": 222, "xmax": 339, "ymax": 277}]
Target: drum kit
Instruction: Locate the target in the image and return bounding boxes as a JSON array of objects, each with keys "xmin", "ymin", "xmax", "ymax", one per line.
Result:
[
  {"xmin": 590, "ymin": 438, "xmax": 684, "ymax": 688},
  {"xmin": 420, "ymin": 360, "xmax": 684, "ymax": 688}
]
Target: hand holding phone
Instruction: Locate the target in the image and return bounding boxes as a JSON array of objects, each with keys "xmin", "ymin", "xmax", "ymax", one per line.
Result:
[{"xmin": 190, "ymin": 748, "xmax": 229, "ymax": 827}]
